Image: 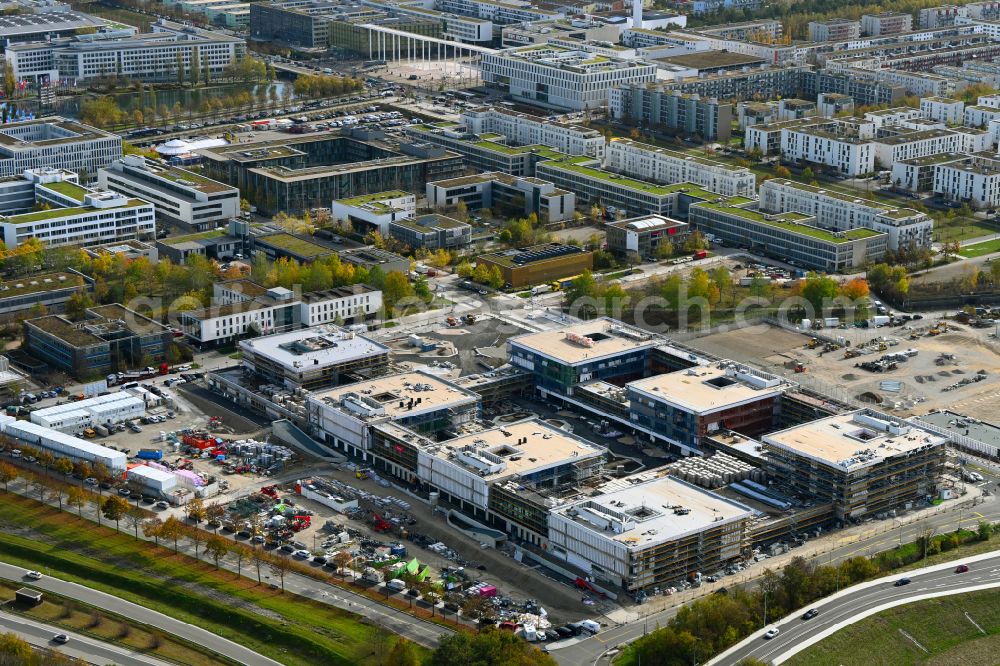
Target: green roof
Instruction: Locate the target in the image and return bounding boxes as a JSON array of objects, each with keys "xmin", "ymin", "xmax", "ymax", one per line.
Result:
[
  {"xmin": 337, "ymin": 190, "xmax": 410, "ymax": 208},
  {"xmin": 693, "ymin": 202, "xmax": 882, "ymax": 242},
  {"xmin": 256, "ymin": 233, "xmax": 333, "ymax": 258},
  {"xmin": 6, "ymin": 199, "xmax": 147, "ymax": 224},
  {"xmin": 542, "ymin": 159, "xmax": 716, "ymax": 197},
  {"xmin": 39, "ymin": 180, "xmax": 88, "ymax": 202},
  {"xmin": 170, "ymin": 228, "xmax": 228, "ymax": 243}
]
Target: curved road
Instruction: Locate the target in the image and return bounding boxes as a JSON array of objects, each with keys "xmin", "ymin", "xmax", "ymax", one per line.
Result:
[
  {"xmin": 0, "ymin": 612, "xmax": 172, "ymax": 666},
  {"xmin": 712, "ymin": 551, "xmax": 1000, "ymax": 665},
  {"xmin": 0, "ymin": 562, "xmax": 282, "ymax": 666}
]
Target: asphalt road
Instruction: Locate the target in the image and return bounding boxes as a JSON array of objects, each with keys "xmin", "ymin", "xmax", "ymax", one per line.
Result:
[
  {"xmin": 0, "ymin": 562, "xmax": 282, "ymax": 666},
  {"xmin": 0, "ymin": 612, "xmax": 172, "ymax": 666},
  {"xmin": 549, "ymin": 497, "xmax": 1000, "ymax": 666},
  {"xmin": 715, "ymin": 552, "xmax": 1000, "ymax": 665}
]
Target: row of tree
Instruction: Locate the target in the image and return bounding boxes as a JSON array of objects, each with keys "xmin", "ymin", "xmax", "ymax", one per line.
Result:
[{"xmin": 292, "ymin": 74, "xmax": 365, "ymax": 98}]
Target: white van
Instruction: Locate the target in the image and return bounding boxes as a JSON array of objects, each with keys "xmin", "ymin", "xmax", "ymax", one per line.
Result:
[{"xmin": 386, "ymin": 579, "xmax": 406, "ymax": 592}]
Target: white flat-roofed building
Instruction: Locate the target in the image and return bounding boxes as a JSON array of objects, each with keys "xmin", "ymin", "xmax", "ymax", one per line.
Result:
[
  {"xmin": 779, "ymin": 121, "xmax": 875, "ymax": 177},
  {"xmin": 871, "ymin": 128, "xmax": 970, "ymax": 168},
  {"xmin": 426, "ymin": 171, "xmax": 576, "ymax": 223},
  {"xmin": 127, "ymin": 464, "xmax": 177, "ymax": 495},
  {"xmin": 31, "ymin": 392, "xmax": 145, "ymax": 431},
  {"xmin": 0, "ymin": 416, "xmax": 126, "ymax": 471},
  {"xmin": 605, "ymin": 214, "xmax": 690, "ymax": 260},
  {"xmin": 306, "ymin": 370, "xmax": 480, "ymax": 458},
  {"xmin": 763, "ymin": 409, "xmax": 947, "ymax": 519},
  {"xmin": 480, "ymin": 43, "xmax": 657, "ymax": 111},
  {"xmin": 932, "ymin": 153, "xmax": 1000, "ymax": 208},
  {"xmin": 415, "ymin": 419, "xmax": 605, "ymax": 514},
  {"xmin": 547, "ymin": 473, "xmax": 752, "ymax": 592},
  {"xmin": 863, "ymin": 107, "xmax": 922, "ymax": 130},
  {"xmin": 98, "ymin": 155, "xmax": 239, "ymax": 233},
  {"xmin": 239, "ymin": 324, "xmax": 390, "ymax": 390},
  {"xmin": 0, "ymin": 117, "xmax": 120, "ymax": 181},
  {"xmin": 759, "ymin": 178, "xmax": 934, "ymax": 249},
  {"xmin": 920, "ymin": 96, "xmax": 965, "ymax": 124},
  {"xmin": 604, "ymin": 138, "xmax": 756, "ymax": 198},
  {"xmin": 626, "ymin": 363, "xmax": 788, "ymax": 453},
  {"xmin": 461, "ymin": 107, "xmax": 605, "ymax": 159},
  {"xmin": 330, "ymin": 190, "xmax": 416, "ymax": 236}
]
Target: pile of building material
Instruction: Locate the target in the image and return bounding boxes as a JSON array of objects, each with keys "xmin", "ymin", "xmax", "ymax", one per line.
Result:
[{"xmin": 664, "ymin": 452, "xmax": 760, "ymax": 489}]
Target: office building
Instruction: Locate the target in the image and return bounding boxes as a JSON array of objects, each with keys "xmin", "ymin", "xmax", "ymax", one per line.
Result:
[
  {"xmin": 627, "ymin": 363, "xmax": 787, "ymax": 452},
  {"xmin": 509, "ymin": 317, "xmax": 663, "ymax": 397},
  {"xmin": 180, "ymin": 280, "xmax": 382, "ymax": 344},
  {"xmin": 480, "ymin": 43, "xmax": 657, "ymax": 111},
  {"xmin": 0, "ymin": 176, "xmax": 154, "ymax": 250},
  {"xmin": 476, "ymin": 242, "xmax": 593, "ymax": 289},
  {"xmin": 330, "ymin": 190, "xmax": 416, "ymax": 235},
  {"xmin": 535, "ymin": 157, "xmax": 716, "ymax": 220},
  {"xmin": 251, "ymin": 233, "xmax": 337, "ymax": 263},
  {"xmin": 0, "ymin": 117, "xmax": 120, "ymax": 180},
  {"xmin": 24, "ymin": 303, "xmax": 172, "ymax": 379},
  {"xmin": 763, "ymin": 409, "xmax": 946, "ymax": 519},
  {"xmin": 0, "ymin": 271, "xmax": 92, "ymax": 320},
  {"xmin": 84, "ymin": 240, "xmax": 157, "ymax": 263},
  {"xmin": 328, "ymin": 14, "xmax": 441, "ymax": 57},
  {"xmin": 239, "ymin": 324, "xmax": 390, "ymax": 390},
  {"xmin": 861, "ymin": 12, "xmax": 913, "ymax": 36},
  {"xmin": 98, "ymin": 156, "xmax": 239, "ymax": 233},
  {"xmin": 5, "ymin": 20, "xmax": 246, "ymax": 84},
  {"xmin": 199, "ymin": 135, "xmax": 463, "ymax": 215},
  {"xmin": 604, "ymin": 138, "xmax": 756, "ymax": 198},
  {"xmin": 609, "ymin": 87, "xmax": 733, "ymax": 142},
  {"xmin": 306, "ymin": 370, "xmax": 480, "ymax": 456},
  {"xmin": 0, "ymin": 11, "xmax": 107, "ymax": 44},
  {"xmin": 426, "ymin": 172, "xmax": 576, "ymax": 223},
  {"xmin": 404, "ymin": 123, "xmax": 562, "ymax": 177},
  {"xmin": 250, "ymin": 0, "xmax": 343, "ymax": 48},
  {"xmin": 605, "ymin": 215, "xmax": 690, "ymax": 260},
  {"xmin": 388, "ymin": 213, "xmax": 471, "ymax": 250},
  {"xmin": 689, "ymin": 197, "xmax": 887, "ymax": 271},
  {"xmin": 759, "ymin": 178, "xmax": 934, "ymax": 250},
  {"xmin": 808, "ymin": 18, "xmax": 861, "ymax": 41},
  {"xmin": 547, "ymin": 473, "xmax": 751, "ymax": 592}
]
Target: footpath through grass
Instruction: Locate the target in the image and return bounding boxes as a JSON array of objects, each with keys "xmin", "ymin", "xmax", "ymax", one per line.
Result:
[
  {"xmin": 0, "ymin": 494, "xmax": 425, "ymax": 666},
  {"xmin": 959, "ymin": 237, "xmax": 1000, "ymax": 258},
  {"xmin": 786, "ymin": 587, "xmax": 1000, "ymax": 666}
]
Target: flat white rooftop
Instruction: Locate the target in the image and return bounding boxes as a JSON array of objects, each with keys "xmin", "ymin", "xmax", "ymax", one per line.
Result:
[
  {"xmin": 433, "ymin": 419, "xmax": 604, "ymax": 481},
  {"xmin": 127, "ymin": 464, "xmax": 175, "ymax": 484},
  {"xmin": 764, "ymin": 410, "xmax": 948, "ymax": 470},
  {"xmin": 311, "ymin": 371, "xmax": 478, "ymax": 419},
  {"xmin": 627, "ymin": 364, "xmax": 787, "ymax": 415},
  {"xmin": 240, "ymin": 325, "xmax": 390, "ymax": 372},
  {"xmin": 31, "ymin": 391, "xmax": 143, "ymax": 420},
  {"xmin": 510, "ymin": 317, "xmax": 660, "ymax": 366},
  {"xmin": 555, "ymin": 473, "xmax": 752, "ymax": 548}
]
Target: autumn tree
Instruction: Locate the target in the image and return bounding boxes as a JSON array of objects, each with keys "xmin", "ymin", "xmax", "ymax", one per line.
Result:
[
  {"xmin": 101, "ymin": 495, "xmax": 131, "ymax": 531},
  {"xmin": 206, "ymin": 535, "xmax": 231, "ymax": 569},
  {"xmin": 67, "ymin": 486, "xmax": 87, "ymax": 518},
  {"xmin": 0, "ymin": 461, "xmax": 16, "ymax": 491}
]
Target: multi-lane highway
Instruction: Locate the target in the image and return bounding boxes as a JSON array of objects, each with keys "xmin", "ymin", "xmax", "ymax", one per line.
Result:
[
  {"xmin": 0, "ymin": 612, "xmax": 172, "ymax": 666},
  {"xmin": 0, "ymin": 562, "xmax": 282, "ymax": 666},
  {"xmin": 712, "ymin": 551, "xmax": 1000, "ymax": 665},
  {"xmin": 549, "ymin": 498, "xmax": 1000, "ymax": 666}
]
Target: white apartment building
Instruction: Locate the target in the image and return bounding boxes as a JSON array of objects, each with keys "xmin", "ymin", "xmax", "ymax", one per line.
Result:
[
  {"xmin": 920, "ymin": 96, "xmax": 965, "ymax": 124},
  {"xmin": 460, "ymin": 107, "xmax": 605, "ymax": 158},
  {"xmin": 760, "ymin": 178, "xmax": 933, "ymax": 249},
  {"xmin": 965, "ymin": 104, "xmax": 1000, "ymax": 128},
  {"xmin": 780, "ymin": 123, "xmax": 876, "ymax": 177},
  {"xmin": 0, "ymin": 117, "xmax": 121, "ymax": 180},
  {"xmin": 5, "ymin": 19, "xmax": 245, "ymax": 84},
  {"xmin": 871, "ymin": 128, "xmax": 969, "ymax": 168},
  {"xmin": 933, "ymin": 155, "xmax": 1000, "ymax": 208},
  {"xmin": 480, "ymin": 43, "xmax": 657, "ymax": 111},
  {"xmin": 864, "ymin": 107, "xmax": 923, "ymax": 130},
  {"xmin": 604, "ymin": 138, "xmax": 756, "ymax": 198},
  {"xmin": 98, "ymin": 155, "xmax": 239, "ymax": 232}
]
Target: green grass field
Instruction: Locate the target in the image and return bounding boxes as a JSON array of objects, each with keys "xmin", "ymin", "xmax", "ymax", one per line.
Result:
[
  {"xmin": 786, "ymin": 588, "xmax": 1000, "ymax": 666},
  {"xmin": 0, "ymin": 494, "xmax": 426, "ymax": 666},
  {"xmin": 959, "ymin": 237, "xmax": 1000, "ymax": 258},
  {"xmin": 935, "ymin": 218, "xmax": 1000, "ymax": 244}
]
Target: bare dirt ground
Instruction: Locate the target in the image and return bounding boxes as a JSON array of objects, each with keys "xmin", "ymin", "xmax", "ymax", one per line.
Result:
[{"xmin": 687, "ymin": 323, "xmax": 1000, "ymax": 419}]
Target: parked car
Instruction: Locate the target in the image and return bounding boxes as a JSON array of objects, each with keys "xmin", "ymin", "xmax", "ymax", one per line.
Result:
[
  {"xmin": 280, "ymin": 544, "xmax": 296, "ymax": 554},
  {"xmin": 155, "ymin": 501, "xmax": 169, "ymax": 509}
]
